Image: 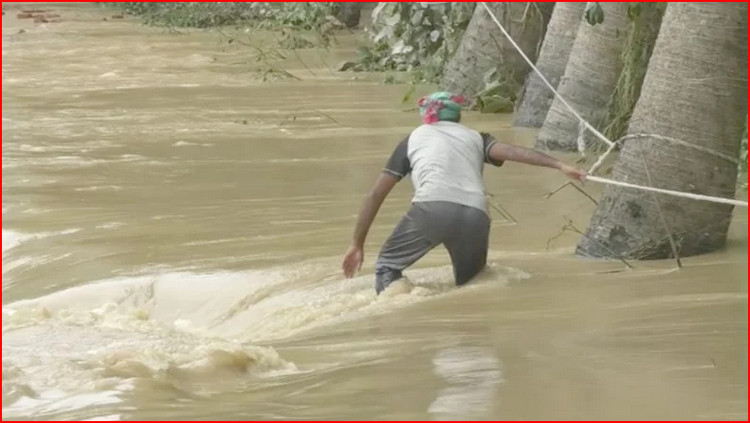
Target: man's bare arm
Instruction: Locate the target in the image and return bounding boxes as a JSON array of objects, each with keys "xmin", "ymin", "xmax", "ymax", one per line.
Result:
[
  {"xmin": 487, "ymin": 142, "xmax": 586, "ymax": 181},
  {"xmin": 351, "ymin": 173, "xmax": 399, "ymax": 248},
  {"xmin": 343, "ymin": 173, "xmax": 399, "ymax": 278},
  {"xmin": 488, "ymin": 142, "xmax": 562, "ymax": 169}
]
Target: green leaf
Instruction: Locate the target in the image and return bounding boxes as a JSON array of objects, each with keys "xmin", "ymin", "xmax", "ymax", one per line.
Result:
[
  {"xmin": 584, "ymin": 2, "xmax": 604, "ymax": 26},
  {"xmin": 627, "ymin": 3, "xmax": 641, "ymax": 20},
  {"xmin": 334, "ymin": 61, "xmax": 357, "ymax": 71},
  {"xmin": 356, "ymin": 46, "xmax": 372, "ymax": 61},
  {"xmin": 477, "ymin": 95, "xmax": 514, "ymax": 114},
  {"xmin": 476, "ymin": 80, "xmax": 515, "ymax": 99},
  {"xmin": 371, "ymin": 2, "xmax": 388, "ymax": 22},
  {"xmin": 482, "ymin": 67, "xmax": 498, "ymax": 85},
  {"xmin": 401, "ymin": 84, "xmax": 416, "ymax": 104},
  {"xmin": 410, "ymin": 10, "xmax": 423, "ymax": 26}
]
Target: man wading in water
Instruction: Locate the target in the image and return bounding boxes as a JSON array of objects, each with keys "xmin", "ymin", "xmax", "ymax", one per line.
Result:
[{"xmin": 342, "ymin": 92, "xmax": 587, "ymax": 294}]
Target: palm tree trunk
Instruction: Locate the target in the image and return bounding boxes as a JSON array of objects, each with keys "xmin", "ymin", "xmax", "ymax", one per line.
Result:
[
  {"xmin": 535, "ymin": 2, "xmax": 629, "ymax": 151},
  {"xmin": 514, "ymin": 2, "xmax": 585, "ymax": 128},
  {"xmin": 440, "ymin": 2, "xmax": 553, "ymax": 98},
  {"xmin": 577, "ymin": 2, "xmax": 748, "ymax": 259},
  {"xmin": 600, "ymin": 2, "xmax": 664, "ymax": 141}
]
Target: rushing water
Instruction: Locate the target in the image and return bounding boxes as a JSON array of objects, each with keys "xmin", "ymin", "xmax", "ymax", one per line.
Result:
[{"xmin": 2, "ymin": 3, "xmax": 748, "ymax": 420}]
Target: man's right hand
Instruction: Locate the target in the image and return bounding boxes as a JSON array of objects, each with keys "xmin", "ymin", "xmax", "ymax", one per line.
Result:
[
  {"xmin": 559, "ymin": 163, "xmax": 587, "ymax": 182},
  {"xmin": 342, "ymin": 244, "xmax": 364, "ymax": 278}
]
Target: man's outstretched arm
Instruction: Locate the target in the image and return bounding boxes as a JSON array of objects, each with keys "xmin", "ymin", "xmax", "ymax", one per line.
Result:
[
  {"xmin": 487, "ymin": 141, "xmax": 587, "ymax": 182},
  {"xmin": 342, "ymin": 173, "xmax": 399, "ymax": 278}
]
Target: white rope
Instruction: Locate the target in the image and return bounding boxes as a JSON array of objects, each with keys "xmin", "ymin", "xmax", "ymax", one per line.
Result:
[
  {"xmin": 480, "ymin": 2, "xmax": 614, "ymax": 148},
  {"xmin": 576, "ymin": 120, "xmax": 587, "ymax": 156},
  {"xmin": 586, "ymin": 176, "xmax": 748, "ymax": 207},
  {"xmin": 619, "ymin": 133, "xmax": 742, "ymax": 165},
  {"xmin": 479, "ymin": 2, "xmax": 747, "ymax": 209},
  {"xmin": 587, "ymin": 142, "xmax": 618, "ymax": 174}
]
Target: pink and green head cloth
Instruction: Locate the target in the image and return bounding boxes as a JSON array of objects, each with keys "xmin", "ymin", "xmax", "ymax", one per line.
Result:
[{"xmin": 418, "ymin": 91, "xmax": 467, "ymax": 124}]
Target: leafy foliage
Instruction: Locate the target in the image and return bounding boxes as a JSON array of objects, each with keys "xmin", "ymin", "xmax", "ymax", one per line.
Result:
[
  {"xmin": 104, "ymin": 3, "xmax": 345, "ymax": 82},
  {"xmin": 345, "ymin": 2, "xmax": 474, "ymax": 83},
  {"xmin": 741, "ymin": 127, "xmax": 748, "ymax": 167},
  {"xmin": 584, "ymin": 3, "xmax": 605, "ymax": 26},
  {"xmin": 474, "ymin": 68, "xmax": 521, "ymax": 113},
  {"xmin": 103, "ymin": 2, "xmax": 339, "ymax": 30},
  {"xmin": 473, "ymin": 3, "xmax": 551, "ymax": 114},
  {"xmin": 602, "ymin": 3, "xmax": 665, "ymax": 141}
]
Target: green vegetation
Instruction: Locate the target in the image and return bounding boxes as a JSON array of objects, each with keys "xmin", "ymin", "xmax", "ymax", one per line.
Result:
[
  {"xmin": 348, "ymin": 2, "xmax": 474, "ymax": 83},
  {"xmin": 104, "ymin": 2, "xmax": 339, "ymax": 30},
  {"xmin": 603, "ymin": 3, "xmax": 665, "ymax": 141},
  {"xmin": 741, "ymin": 126, "xmax": 748, "ymax": 170},
  {"xmin": 473, "ymin": 68, "xmax": 522, "ymax": 113},
  {"xmin": 103, "ymin": 2, "xmax": 344, "ymax": 82},
  {"xmin": 584, "ymin": 3, "xmax": 605, "ymax": 26}
]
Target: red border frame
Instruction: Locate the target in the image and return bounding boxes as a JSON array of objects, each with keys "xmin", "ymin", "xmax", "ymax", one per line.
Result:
[{"xmin": 0, "ymin": 1, "xmax": 748, "ymax": 422}]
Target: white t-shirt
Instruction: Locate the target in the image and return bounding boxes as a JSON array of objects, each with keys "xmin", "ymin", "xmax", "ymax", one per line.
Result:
[{"xmin": 382, "ymin": 121, "xmax": 503, "ymax": 214}]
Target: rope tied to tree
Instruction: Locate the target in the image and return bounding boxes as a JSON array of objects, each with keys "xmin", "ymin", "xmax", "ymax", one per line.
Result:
[{"xmin": 479, "ymin": 2, "xmax": 748, "ymax": 209}]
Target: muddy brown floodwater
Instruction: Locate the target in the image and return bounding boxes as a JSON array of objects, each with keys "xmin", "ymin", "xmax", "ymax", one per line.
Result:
[{"xmin": 3, "ymin": 3, "xmax": 747, "ymax": 421}]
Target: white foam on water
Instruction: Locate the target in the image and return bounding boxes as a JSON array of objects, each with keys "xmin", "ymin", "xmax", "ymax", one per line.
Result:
[
  {"xmin": 94, "ymin": 222, "xmax": 126, "ymax": 230},
  {"xmin": 3, "ymin": 389, "xmax": 124, "ymax": 421},
  {"xmin": 2, "ymin": 230, "xmax": 30, "ymax": 253},
  {"xmin": 2, "ymin": 263, "xmax": 529, "ymax": 339},
  {"xmin": 74, "ymin": 185, "xmax": 123, "ymax": 192},
  {"xmin": 81, "ymin": 414, "xmax": 122, "ymax": 421},
  {"xmin": 172, "ymin": 140, "xmax": 212, "ymax": 147},
  {"xmin": 3, "ymin": 228, "xmax": 82, "ymax": 255},
  {"xmin": 3, "ymin": 298, "xmax": 297, "ymax": 419},
  {"xmin": 2, "ymin": 261, "xmax": 529, "ymax": 418}
]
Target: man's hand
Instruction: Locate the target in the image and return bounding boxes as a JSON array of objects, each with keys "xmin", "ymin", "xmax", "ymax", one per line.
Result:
[
  {"xmin": 487, "ymin": 141, "xmax": 588, "ymax": 183},
  {"xmin": 342, "ymin": 244, "xmax": 364, "ymax": 278},
  {"xmin": 559, "ymin": 163, "xmax": 587, "ymax": 182}
]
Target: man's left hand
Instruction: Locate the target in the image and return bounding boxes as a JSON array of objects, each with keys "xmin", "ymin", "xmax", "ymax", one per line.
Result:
[{"xmin": 342, "ymin": 244, "xmax": 364, "ymax": 278}]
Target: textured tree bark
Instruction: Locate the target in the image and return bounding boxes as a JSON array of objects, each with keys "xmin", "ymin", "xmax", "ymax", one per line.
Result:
[
  {"xmin": 514, "ymin": 2, "xmax": 585, "ymax": 128},
  {"xmin": 440, "ymin": 2, "xmax": 553, "ymax": 98},
  {"xmin": 600, "ymin": 2, "xmax": 664, "ymax": 141},
  {"xmin": 337, "ymin": 2, "xmax": 361, "ymax": 28},
  {"xmin": 535, "ymin": 2, "xmax": 629, "ymax": 151},
  {"xmin": 577, "ymin": 2, "xmax": 748, "ymax": 259}
]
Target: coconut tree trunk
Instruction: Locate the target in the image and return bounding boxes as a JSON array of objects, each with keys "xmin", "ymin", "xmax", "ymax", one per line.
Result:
[
  {"xmin": 514, "ymin": 2, "xmax": 585, "ymax": 128},
  {"xmin": 600, "ymin": 2, "xmax": 664, "ymax": 141},
  {"xmin": 337, "ymin": 2, "xmax": 361, "ymax": 28},
  {"xmin": 577, "ymin": 2, "xmax": 748, "ymax": 259},
  {"xmin": 535, "ymin": 2, "xmax": 629, "ymax": 151},
  {"xmin": 440, "ymin": 2, "xmax": 553, "ymax": 98}
]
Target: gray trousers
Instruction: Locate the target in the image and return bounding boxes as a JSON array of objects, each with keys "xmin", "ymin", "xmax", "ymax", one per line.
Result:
[{"xmin": 375, "ymin": 201, "xmax": 490, "ymax": 294}]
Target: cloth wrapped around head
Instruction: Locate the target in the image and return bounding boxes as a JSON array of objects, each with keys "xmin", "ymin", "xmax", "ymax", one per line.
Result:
[{"xmin": 418, "ymin": 91, "xmax": 467, "ymax": 124}]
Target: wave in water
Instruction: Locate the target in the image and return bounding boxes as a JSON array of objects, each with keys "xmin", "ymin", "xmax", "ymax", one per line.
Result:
[
  {"xmin": 2, "ymin": 230, "xmax": 31, "ymax": 254},
  {"xmin": 2, "ymin": 262, "xmax": 529, "ymax": 418},
  {"xmin": 3, "ymin": 229, "xmax": 82, "ymax": 256}
]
